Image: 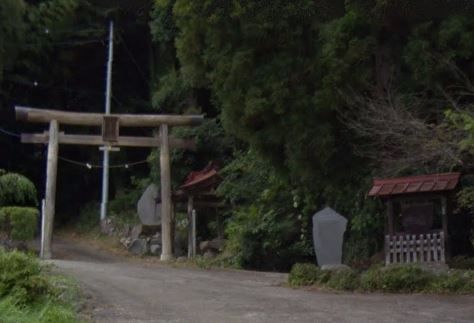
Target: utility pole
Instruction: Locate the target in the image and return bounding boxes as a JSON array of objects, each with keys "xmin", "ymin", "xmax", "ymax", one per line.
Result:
[{"xmin": 101, "ymin": 20, "xmax": 114, "ymax": 223}]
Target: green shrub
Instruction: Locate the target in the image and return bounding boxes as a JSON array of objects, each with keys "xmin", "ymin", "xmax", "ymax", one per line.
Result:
[
  {"xmin": 326, "ymin": 269, "xmax": 360, "ymax": 291},
  {"xmin": 76, "ymin": 202, "xmax": 99, "ymax": 233},
  {"xmin": 0, "ymin": 207, "xmax": 38, "ymax": 241},
  {"xmin": 430, "ymin": 270, "xmax": 474, "ymax": 293},
  {"xmin": 448, "ymin": 256, "xmax": 474, "ymax": 270},
  {"xmin": 360, "ymin": 265, "xmax": 434, "ymax": 292},
  {"xmin": 0, "ymin": 295, "xmax": 79, "ymax": 323},
  {"xmin": 289, "ymin": 263, "xmax": 324, "ymax": 287},
  {"xmin": 289, "ymin": 263, "xmax": 474, "ymax": 293},
  {"xmin": 0, "ymin": 173, "xmax": 37, "ymax": 207},
  {"xmin": 226, "ymin": 205, "xmax": 305, "ymax": 271},
  {"xmin": 0, "ymin": 250, "xmax": 50, "ymax": 304},
  {"xmin": 0, "ymin": 250, "xmax": 81, "ymax": 322}
]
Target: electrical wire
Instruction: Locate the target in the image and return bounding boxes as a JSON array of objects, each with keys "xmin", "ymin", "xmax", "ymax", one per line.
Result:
[
  {"xmin": 0, "ymin": 127, "xmax": 21, "ymax": 138},
  {"xmin": 58, "ymin": 156, "xmax": 149, "ymax": 169},
  {"xmin": 0, "ymin": 127, "xmax": 149, "ymax": 169},
  {"xmin": 4, "ymin": 78, "xmax": 125, "ymax": 107},
  {"xmin": 117, "ymin": 33, "xmax": 149, "ymax": 87}
]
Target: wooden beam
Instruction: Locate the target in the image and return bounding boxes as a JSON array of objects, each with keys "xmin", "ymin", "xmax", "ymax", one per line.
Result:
[
  {"xmin": 192, "ymin": 209, "xmax": 196, "ymax": 258},
  {"xmin": 160, "ymin": 124, "xmax": 173, "ymax": 261},
  {"xmin": 21, "ymin": 132, "xmax": 196, "ymax": 150},
  {"xmin": 16, "ymin": 106, "xmax": 204, "ymax": 127},
  {"xmin": 441, "ymin": 196, "xmax": 449, "ymax": 260},
  {"xmin": 187, "ymin": 195, "xmax": 194, "ymax": 259},
  {"xmin": 387, "ymin": 200, "xmax": 395, "ymax": 236},
  {"xmin": 41, "ymin": 120, "xmax": 59, "ymax": 259}
]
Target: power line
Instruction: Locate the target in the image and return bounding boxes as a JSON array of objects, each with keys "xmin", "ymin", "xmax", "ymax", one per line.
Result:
[
  {"xmin": 4, "ymin": 38, "xmax": 105, "ymax": 47},
  {"xmin": 0, "ymin": 127, "xmax": 21, "ymax": 138},
  {"xmin": 58, "ymin": 156, "xmax": 148, "ymax": 169},
  {"xmin": 4, "ymin": 78, "xmax": 125, "ymax": 107},
  {"xmin": 118, "ymin": 33, "xmax": 149, "ymax": 87},
  {"xmin": 0, "ymin": 127, "xmax": 149, "ymax": 169}
]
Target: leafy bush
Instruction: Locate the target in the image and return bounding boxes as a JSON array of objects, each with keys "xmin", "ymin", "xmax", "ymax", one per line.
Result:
[
  {"xmin": 0, "ymin": 173, "xmax": 37, "ymax": 207},
  {"xmin": 0, "ymin": 250, "xmax": 50, "ymax": 304},
  {"xmin": 448, "ymin": 256, "xmax": 474, "ymax": 270},
  {"xmin": 343, "ymin": 199, "xmax": 384, "ymax": 267},
  {"xmin": 108, "ymin": 188, "xmax": 141, "ymax": 227},
  {"xmin": 360, "ymin": 265, "xmax": 434, "ymax": 292},
  {"xmin": 290, "ymin": 262, "xmax": 474, "ymax": 293},
  {"xmin": 226, "ymin": 205, "xmax": 304, "ymax": 271},
  {"xmin": 0, "ymin": 296, "xmax": 78, "ymax": 323},
  {"xmin": 326, "ymin": 269, "xmax": 360, "ymax": 291},
  {"xmin": 288, "ymin": 263, "xmax": 321, "ymax": 287},
  {"xmin": 75, "ymin": 201, "xmax": 99, "ymax": 233},
  {"xmin": 0, "ymin": 207, "xmax": 38, "ymax": 241},
  {"xmin": 430, "ymin": 270, "xmax": 474, "ymax": 293},
  {"xmin": 0, "ymin": 249, "xmax": 80, "ymax": 322}
]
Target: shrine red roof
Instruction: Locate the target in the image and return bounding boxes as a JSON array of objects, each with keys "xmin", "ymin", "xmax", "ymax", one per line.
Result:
[
  {"xmin": 180, "ymin": 162, "xmax": 221, "ymax": 192},
  {"xmin": 368, "ymin": 172, "xmax": 461, "ymax": 197}
]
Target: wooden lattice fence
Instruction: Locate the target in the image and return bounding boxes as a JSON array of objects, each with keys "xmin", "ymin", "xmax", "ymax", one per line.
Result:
[{"xmin": 385, "ymin": 231, "xmax": 445, "ymax": 265}]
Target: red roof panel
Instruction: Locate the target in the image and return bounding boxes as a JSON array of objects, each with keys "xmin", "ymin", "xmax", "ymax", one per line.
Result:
[
  {"xmin": 368, "ymin": 172, "xmax": 461, "ymax": 197},
  {"xmin": 180, "ymin": 162, "xmax": 221, "ymax": 191}
]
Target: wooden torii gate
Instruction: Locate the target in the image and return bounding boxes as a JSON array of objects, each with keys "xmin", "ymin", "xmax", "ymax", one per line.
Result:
[{"xmin": 15, "ymin": 106, "xmax": 204, "ymax": 260}]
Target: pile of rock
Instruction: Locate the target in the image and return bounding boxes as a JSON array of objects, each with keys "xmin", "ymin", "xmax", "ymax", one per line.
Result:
[
  {"xmin": 120, "ymin": 224, "xmax": 162, "ymax": 256},
  {"xmin": 199, "ymin": 238, "xmax": 226, "ymax": 259}
]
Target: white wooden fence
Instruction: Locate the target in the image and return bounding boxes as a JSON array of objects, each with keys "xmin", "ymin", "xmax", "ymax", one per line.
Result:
[{"xmin": 385, "ymin": 231, "xmax": 445, "ymax": 265}]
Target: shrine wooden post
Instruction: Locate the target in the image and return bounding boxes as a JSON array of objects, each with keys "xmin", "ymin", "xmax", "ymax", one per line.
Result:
[{"xmin": 16, "ymin": 106, "xmax": 203, "ymax": 259}]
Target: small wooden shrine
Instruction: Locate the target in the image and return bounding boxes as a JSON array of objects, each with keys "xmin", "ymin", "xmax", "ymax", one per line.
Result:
[
  {"xmin": 173, "ymin": 162, "xmax": 223, "ymax": 258},
  {"xmin": 368, "ymin": 172, "xmax": 461, "ymax": 265}
]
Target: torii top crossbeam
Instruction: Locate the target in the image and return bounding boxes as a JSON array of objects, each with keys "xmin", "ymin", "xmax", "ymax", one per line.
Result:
[{"xmin": 16, "ymin": 106, "xmax": 204, "ymax": 127}]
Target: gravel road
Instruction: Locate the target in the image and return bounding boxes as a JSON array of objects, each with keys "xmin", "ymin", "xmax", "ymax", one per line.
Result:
[{"xmin": 49, "ymin": 240, "xmax": 474, "ymax": 323}]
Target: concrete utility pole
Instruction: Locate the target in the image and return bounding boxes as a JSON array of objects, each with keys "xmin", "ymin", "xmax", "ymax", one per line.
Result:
[{"xmin": 101, "ymin": 20, "xmax": 114, "ymax": 222}]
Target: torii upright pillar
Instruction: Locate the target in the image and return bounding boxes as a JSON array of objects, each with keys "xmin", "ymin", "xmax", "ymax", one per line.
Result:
[
  {"xmin": 41, "ymin": 120, "xmax": 59, "ymax": 259},
  {"xmin": 160, "ymin": 124, "xmax": 173, "ymax": 261}
]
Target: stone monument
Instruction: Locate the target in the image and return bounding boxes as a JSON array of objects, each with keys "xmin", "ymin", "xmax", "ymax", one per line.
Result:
[
  {"xmin": 312, "ymin": 207, "xmax": 347, "ymax": 267},
  {"xmin": 137, "ymin": 184, "xmax": 161, "ymax": 226}
]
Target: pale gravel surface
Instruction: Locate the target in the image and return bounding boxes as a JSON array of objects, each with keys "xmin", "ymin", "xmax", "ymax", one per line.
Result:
[{"xmin": 48, "ymin": 240, "xmax": 474, "ymax": 323}]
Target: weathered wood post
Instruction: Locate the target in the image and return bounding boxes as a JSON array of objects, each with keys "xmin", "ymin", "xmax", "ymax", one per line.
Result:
[
  {"xmin": 386, "ymin": 199, "xmax": 395, "ymax": 236},
  {"xmin": 160, "ymin": 124, "xmax": 173, "ymax": 260},
  {"xmin": 187, "ymin": 195, "xmax": 194, "ymax": 258},
  {"xmin": 41, "ymin": 120, "xmax": 59, "ymax": 259},
  {"xmin": 192, "ymin": 209, "xmax": 197, "ymax": 257},
  {"xmin": 441, "ymin": 195, "xmax": 449, "ymax": 260}
]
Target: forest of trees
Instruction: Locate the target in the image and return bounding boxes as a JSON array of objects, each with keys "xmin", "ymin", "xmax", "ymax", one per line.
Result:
[{"xmin": 1, "ymin": 0, "xmax": 474, "ymax": 270}]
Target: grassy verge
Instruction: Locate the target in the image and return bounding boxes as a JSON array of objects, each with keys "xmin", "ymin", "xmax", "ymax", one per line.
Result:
[
  {"xmin": 289, "ymin": 263, "xmax": 474, "ymax": 294},
  {"xmin": 0, "ymin": 249, "xmax": 86, "ymax": 323}
]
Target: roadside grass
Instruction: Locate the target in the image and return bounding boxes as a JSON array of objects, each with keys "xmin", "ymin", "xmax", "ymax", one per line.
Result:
[
  {"xmin": 289, "ymin": 263, "xmax": 474, "ymax": 294},
  {"xmin": 0, "ymin": 249, "xmax": 86, "ymax": 323}
]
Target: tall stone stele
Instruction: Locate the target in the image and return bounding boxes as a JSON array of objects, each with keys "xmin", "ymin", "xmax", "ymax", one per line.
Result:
[
  {"xmin": 312, "ymin": 207, "xmax": 347, "ymax": 267},
  {"xmin": 137, "ymin": 184, "xmax": 161, "ymax": 226}
]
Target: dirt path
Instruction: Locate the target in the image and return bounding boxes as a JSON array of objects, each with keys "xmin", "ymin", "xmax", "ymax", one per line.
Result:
[{"xmin": 49, "ymin": 239, "xmax": 474, "ymax": 323}]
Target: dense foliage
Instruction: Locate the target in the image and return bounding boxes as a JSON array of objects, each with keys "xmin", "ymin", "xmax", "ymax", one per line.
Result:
[
  {"xmin": 147, "ymin": 0, "xmax": 474, "ymax": 269},
  {"xmin": 1, "ymin": 0, "xmax": 474, "ymax": 270}
]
